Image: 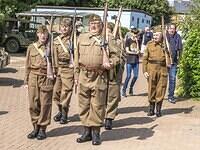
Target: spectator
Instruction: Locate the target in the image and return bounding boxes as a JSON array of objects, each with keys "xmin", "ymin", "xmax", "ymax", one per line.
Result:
[
  {"xmin": 140, "ymin": 26, "xmax": 153, "ymax": 54},
  {"xmin": 122, "ymin": 30, "xmax": 140, "ymax": 97},
  {"xmin": 166, "ymin": 24, "xmax": 183, "ymax": 104}
]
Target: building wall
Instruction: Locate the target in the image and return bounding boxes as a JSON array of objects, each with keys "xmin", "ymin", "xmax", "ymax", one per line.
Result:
[{"xmin": 34, "ymin": 6, "xmax": 152, "ymax": 30}]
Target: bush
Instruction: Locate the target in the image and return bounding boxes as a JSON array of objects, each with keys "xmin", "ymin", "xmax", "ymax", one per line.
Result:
[{"xmin": 177, "ymin": 28, "xmax": 200, "ymax": 98}]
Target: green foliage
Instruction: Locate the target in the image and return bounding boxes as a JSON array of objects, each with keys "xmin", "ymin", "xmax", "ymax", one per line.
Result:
[
  {"xmin": 0, "ymin": 0, "xmax": 172, "ymax": 26},
  {"xmin": 120, "ymin": 26, "xmax": 129, "ymax": 38},
  {"xmin": 88, "ymin": 0, "xmax": 173, "ymax": 26},
  {"xmin": 177, "ymin": 0, "xmax": 200, "ymax": 98}
]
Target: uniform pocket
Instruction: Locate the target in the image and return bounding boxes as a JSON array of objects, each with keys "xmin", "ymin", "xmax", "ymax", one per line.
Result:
[
  {"xmin": 79, "ymin": 42, "xmax": 91, "ymax": 55},
  {"xmin": 30, "ymin": 52, "xmax": 42, "ymax": 65},
  {"xmin": 95, "ymin": 84, "xmax": 107, "ymax": 105}
]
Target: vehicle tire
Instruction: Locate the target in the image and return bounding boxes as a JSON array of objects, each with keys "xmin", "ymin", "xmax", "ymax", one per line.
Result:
[{"xmin": 5, "ymin": 38, "xmax": 20, "ymax": 53}]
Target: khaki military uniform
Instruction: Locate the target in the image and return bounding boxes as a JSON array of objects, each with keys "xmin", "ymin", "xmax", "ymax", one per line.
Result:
[
  {"xmin": 24, "ymin": 41, "xmax": 54, "ymax": 128},
  {"xmin": 143, "ymin": 41, "xmax": 168, "ymax": 103},
  {"xmin": 52, "ymin": 35, "xmax": 74, "ymax": 113},
  {"xmin": 74, "ymin": 32, "xmax": 120, "ymax": 127},
  {"xmin": 105, "ymin": 33, "xmax": 125, "ymax": 119}
]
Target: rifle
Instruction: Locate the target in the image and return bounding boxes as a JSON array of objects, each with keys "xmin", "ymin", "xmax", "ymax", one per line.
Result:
[
  {"xmin": 46, "ymin": 15, "xmax": 54, "ymax": 80},
  {"xmin": 113, "ymin": 6, "xmax": 122, "ymax": 39},
  {"xmin": 102, "ymin": 0, "xmax": 110, "ymax": 67},
  {"xmin": 161, "ymin": 15, "xmax": 173, "ymax": 66},
  {"xmin": 69, "ymin": 8, "xmax": 77, "ymax": 69},
  {"xmin": 71, "ymin": 8, "xmax": 78, "ymax": 93}
]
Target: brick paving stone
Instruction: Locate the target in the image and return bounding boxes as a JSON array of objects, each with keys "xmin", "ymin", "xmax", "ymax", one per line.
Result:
[{"xmin": 0, "ymin": 54, "xmax": 200, "ymax": 150}]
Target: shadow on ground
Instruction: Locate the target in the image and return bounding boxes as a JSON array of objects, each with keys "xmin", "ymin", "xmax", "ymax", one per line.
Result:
[
  {"xmin": 47, "ymin": 125, "xmax": 82, "ymax": 137},
  {"xmin": 0, "ymin": 77, "xmax": 24, "ymax": 87},
  {"xmin": 113, "ymin": 117, "xmax": 154, "ymax": 128},
  {"xmin": 68, "ymin": 114, "xmax": 80, "ymax": 122},
  {"xmin": 162, "ymin": 106, "xmax": 194, "ymax": 115},
  {"xmin": 0, "ymin": 67, "xmax": 18, "ymax": 73},
  {"xmin": 118, "ymin": 106, "xmax": 148, "ymax": 114},
  {"xmin": 0, "ymin": 111, "xmax": 8, "ymax": 116},
  {"xmin": 102, "ymin": 124, "xmax": 157, "ymax": 141}
]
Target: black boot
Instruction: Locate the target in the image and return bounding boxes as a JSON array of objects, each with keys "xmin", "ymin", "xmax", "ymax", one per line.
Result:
[
  {"xmin": 92, "ymin": 127, "xmax": 101, "ymax": 145},
  {"xmin": 37, "ymin": 127, "xmax": 47, "ymax": 140},
  {"xmin": 129, "ymin": 88, "xmax": 133, "ymax": 96},
  {"xmin": 60, "ymin": 108, "xmax": 68, "ymax": 124},
  {"xmin": 156, "ymin": 101, "xmax": 163, "ymax": 117},
  {"xmin": 53, "ymin": 105, "xmax": 62, "ymax": 122},
  {"xmin": 105, "ymin": 118, "xmax": 113, "ymax": 130},
  {"xmin": 77, "ymin": 126, "xmax": 92, "ymax": 143},
  {"xmin": 27, "ymin": 124, "xmax": 40, "ymax": 139},
  {"xmin": 147, "ymin": 102, "xmax": 155, "ymax": 116}
]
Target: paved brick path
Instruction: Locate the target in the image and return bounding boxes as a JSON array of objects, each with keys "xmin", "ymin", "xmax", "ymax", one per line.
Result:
[{"xmin": 0, "ymin": 54, "xmax": 200, "ymax": 150}]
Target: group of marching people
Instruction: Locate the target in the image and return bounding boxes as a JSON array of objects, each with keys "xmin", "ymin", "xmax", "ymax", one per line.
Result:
[{"xmin": 23, "ymin": 10, "xmax": 182, "ymax": 145}]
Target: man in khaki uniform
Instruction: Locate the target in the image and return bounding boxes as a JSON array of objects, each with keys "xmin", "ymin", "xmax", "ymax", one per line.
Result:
[
  {"xmin": 143, "ymin": 27, "xmax": 168, "ymax": 117},
  {"xmin": 74, "ymin": 15, "xmax": 120, "ymax": 145},
  {"xmin": 52, "ymin": 18, "xmax": 74, "ymax": 124},
  {"xmin": 24, "ymin": 25, "xmax": 54, "ymax": 140},
  {"xmin": 105, "ymin": 22, "xmax": 125, "ymax": 130}
]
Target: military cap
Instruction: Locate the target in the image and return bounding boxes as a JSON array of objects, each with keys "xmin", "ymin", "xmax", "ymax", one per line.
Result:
[
  {"xmin": 153, "ymin": 25, "xmax": 162, "ymax": 33},
  {"xmin": 37, "ymin": 25, "xmax": 48, "ymax": 33},
  {"xmin": 88, "ymin": 14, "xmax": 102, "ymax": 23},
  {"xmin": 60, "ymin": 18, "xmax": 72, "ymax": 26}
]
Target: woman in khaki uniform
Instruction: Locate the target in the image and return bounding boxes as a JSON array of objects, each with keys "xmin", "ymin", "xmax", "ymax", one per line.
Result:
[
  {"xmin": 74, "ymin": 15, "xmax": 120, "ymax": 145},
  {"xmin": 143, "ymin": 27, "xmax": 168, "ymax": 117},
  {"xmin": 24, "ymin": 25, "xmax": 54, "ymax": 140},
  {"xmin": 52, "ymin": 18, "xmax": 74, "ymax": 124}
]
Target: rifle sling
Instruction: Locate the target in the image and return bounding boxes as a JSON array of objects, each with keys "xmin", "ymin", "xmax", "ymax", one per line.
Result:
[
  {"xmin": 33, "ymin": 43, "xmax": 45, "ymax": 58},
  {"xmin": 92, "ymin": 36, "xmax": 101, "ymax": 45},
  {"xmin": 57, "ymin": 36, "xmax": 70, "ymax": 53}
]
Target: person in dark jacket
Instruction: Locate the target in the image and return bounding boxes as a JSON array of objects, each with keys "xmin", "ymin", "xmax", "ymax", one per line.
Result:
[{"xmin": 166, "ymin": 24, "xmax": 183, "ymax": 104}]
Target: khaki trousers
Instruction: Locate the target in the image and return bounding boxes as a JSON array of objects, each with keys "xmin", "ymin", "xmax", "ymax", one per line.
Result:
[
  {"xmin": 78, "ymin": 69, "xmax": 107, "ymax": 127},
  {"xmin": 28, "ymin": 72, "xmax": 54, "ymax": 126}
]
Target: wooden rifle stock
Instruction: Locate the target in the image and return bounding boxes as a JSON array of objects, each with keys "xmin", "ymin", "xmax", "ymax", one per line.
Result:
[
  {"xmin": 71, "ymin": 8, "xmax": 77, "ymax": 93},
  {"xmin": 161, "ymin": 15, "xmax": 173, "ymax": 66},
  {"xmin": 46, "ymin": 16, "xmax": 54, "ymax": 80},
  {"xmin": 69, "ymin": 8, "xmax": 77, "ymax": 68},
  {"xmin": 113, "ymin": 6, "xmax": 122, "ymax": 39},
  {"xmin": 102, "ymin": 0, "xmax": 110, "ymax": 66}
]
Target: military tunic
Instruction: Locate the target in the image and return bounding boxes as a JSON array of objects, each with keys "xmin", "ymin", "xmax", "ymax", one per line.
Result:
[
  {"xmin": 143, "ymin": 41, "xmax": 168, "ymax": 103},
  {"xmin": 24, "ymin": 41, "xmax": 54, "ymax": 127},
  {"xmin": 74, "ymin": 32, "xmax": 120, "ymax": 127},
  {"xmin": 52, "ymin": 35, "xmax": 74, "ymax": 113}
]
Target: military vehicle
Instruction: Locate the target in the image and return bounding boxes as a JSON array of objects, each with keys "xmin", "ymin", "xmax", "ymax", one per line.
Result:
[
  {"xmin": 0, "ymin": 11, "xmax": 92, "ymax": 53},
  {"xmin": 0, "ymin": 47, "xmax": 10, "ymax": 69},
  {"xmin": 0, "ymin": 18, "xmax": 41, "ymax": 53}
]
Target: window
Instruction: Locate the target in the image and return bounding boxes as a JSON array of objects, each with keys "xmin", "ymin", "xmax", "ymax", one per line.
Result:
[
  {"xmin": 142, "ymin": 19, "xmax": 144, "ymax": 23},
  {"xmin": 137, "ymin": 18, "xmax": 140, "ymax": 28},
  {"xmin": 132, "ymin": 16, "xmax": 134, "ymax": 22}
]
